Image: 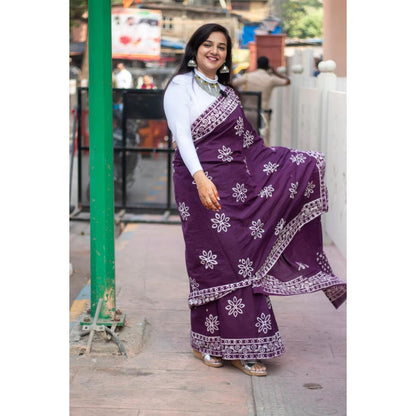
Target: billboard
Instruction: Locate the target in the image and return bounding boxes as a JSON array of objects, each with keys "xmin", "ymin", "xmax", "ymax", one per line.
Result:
[{"xmin": 112, "ymin": 8, "xmax": 161, "ymax": 60}]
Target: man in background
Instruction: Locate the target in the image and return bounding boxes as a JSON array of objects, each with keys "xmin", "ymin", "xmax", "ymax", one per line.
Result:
[
  {"xmin": 114, "ymin": 62, "xmax": 133, "ymax": 88},
  {"xmin": 232, "ymin": 56, "xmax": 290, "ymax": 145}
]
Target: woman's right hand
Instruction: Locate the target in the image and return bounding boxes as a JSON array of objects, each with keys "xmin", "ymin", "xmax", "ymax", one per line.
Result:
[{"xmin": 193, "ymin": 170, "xmax": 221, "ymax": 211}]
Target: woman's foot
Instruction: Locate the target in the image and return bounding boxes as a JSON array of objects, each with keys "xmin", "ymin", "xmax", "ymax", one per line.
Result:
[
  {"xmin": 193, "ymin": 349, "xmax": 223, "ymax": 368},
  {"xmin": 231, "ymin": 359, "xmax": 267, "ymax": 376}
]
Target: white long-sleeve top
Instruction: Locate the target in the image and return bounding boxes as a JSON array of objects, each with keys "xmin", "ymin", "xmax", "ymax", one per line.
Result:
[{"xmin": 163, "ymin": 69, "xmax": 227, "ymax": 176}]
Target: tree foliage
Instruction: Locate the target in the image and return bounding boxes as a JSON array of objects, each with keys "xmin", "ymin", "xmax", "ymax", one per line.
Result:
[
  {"xmin": 281, "ymin": 0, "xmax": 323, "ymax": 39},
  {"xmin": 70, "ymin": 0, "xmax": 122, "ymax": 30},
  {"xmin": 70, "ymin": 0, "xmax": 88, "ymax": 30}
]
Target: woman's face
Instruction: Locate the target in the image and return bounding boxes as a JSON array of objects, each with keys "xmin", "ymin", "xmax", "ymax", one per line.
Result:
[{"xmin": 195, "ymin": 31, "xmax": 227, "ymax": 79}]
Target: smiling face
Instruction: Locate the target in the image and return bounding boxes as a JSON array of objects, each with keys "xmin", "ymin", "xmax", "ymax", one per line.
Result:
[{"xmin": 195, "ymin": 31, "xmax": 228, "ymax": 80}]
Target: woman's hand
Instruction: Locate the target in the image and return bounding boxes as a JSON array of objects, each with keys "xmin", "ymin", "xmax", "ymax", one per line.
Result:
[{"xmin": 193, "ymin": 170, "xmax": 221, "ymax": 211}]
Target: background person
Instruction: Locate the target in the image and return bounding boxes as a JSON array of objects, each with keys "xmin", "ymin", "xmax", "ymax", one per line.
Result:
[
  {"xmin": 139, "ymin": 74, "xmax": 157, "ymax": 89},
  {"xmin": 114, "ymin": 62, "xmax": 133, "ymax": 88},
  {"xmin": 232, "ymin": 56, "xmax": 290, "ymax": 145}
]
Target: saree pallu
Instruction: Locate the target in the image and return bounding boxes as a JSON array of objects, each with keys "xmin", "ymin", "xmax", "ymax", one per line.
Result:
[{"xmin": 172, "ymin": 87, "xmax": 346, "ymax": 360}]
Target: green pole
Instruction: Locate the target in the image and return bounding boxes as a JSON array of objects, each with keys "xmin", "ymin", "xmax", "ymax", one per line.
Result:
[{"xmin": 88, "ymin": 0, "xmax": 115, "ymax": 319}]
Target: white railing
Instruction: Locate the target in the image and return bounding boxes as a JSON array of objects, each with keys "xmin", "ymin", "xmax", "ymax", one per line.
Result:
[{"xmin": 269, "ymin": 57, "xmax": 347, "ymax": 257}]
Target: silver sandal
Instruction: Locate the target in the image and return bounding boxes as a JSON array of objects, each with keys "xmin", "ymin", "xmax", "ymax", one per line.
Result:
[
  {"xmin": 231, "ymin": 359, "xmax": 267, "ymax": 376},
  {"xmin": 193, "ymin": 349, "xmax": 223, "ymax": 368}
]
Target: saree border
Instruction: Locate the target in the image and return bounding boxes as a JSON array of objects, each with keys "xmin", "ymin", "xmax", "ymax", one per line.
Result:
[
  {"xmin": 190, "ymin": 330, "xmax": 285, "ymax": 360},
  {"xmin": 191, "ymin": 87, "xmax": 239, "ymax": 142}
]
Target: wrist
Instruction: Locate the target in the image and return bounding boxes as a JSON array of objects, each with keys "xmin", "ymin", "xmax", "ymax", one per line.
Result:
[
  {"xmin": 193, "ymin": 170, "xmax": 205, "ymax": 185},
  {"xmin": 193, "ymin": 169, "xmax": 204, "ymax": 177}
]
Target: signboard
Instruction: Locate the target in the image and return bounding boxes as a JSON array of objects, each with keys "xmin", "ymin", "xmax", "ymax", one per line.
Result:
[{"xmin": 112, "ymin": 8, "xmax": 161, "ymax": 60}]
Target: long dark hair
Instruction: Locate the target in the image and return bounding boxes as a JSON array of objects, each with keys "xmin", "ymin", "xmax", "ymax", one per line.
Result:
[{"xmin": 165, "ymin": 23, "xmax": 235, "ymax": 90}]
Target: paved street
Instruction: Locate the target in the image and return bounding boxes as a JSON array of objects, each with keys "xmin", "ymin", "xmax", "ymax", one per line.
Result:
[{"xmin": 70, "ymin": 221, "xmax": 346, "ymax": 415}]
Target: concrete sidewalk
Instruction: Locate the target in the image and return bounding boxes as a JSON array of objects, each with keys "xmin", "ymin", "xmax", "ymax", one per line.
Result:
[{"xmin": 70, "ymin": 220, "xmax": 346, "ymax": 416}]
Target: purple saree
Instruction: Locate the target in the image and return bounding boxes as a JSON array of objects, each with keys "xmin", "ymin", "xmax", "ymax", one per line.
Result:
[{"xmin": 173, "ymin": 87, "xmax": 346, "ymax": 360}]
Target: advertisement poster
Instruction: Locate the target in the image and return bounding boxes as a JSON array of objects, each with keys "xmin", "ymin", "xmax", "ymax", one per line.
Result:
[{"xmin": 112, "ymin": 8, "xmax": 161, "ymax": 60}]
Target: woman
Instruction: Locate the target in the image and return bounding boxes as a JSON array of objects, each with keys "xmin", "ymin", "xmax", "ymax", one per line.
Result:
[
  {"xmin": 163, "ymin": 23, "xmax": 346, "ymax": 377},
  {"xmin": 140, "ymin": 74, "xmax": 156, "ymax": 89}
]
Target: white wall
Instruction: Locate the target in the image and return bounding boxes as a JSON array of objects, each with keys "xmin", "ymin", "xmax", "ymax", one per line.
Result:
[
  {"xmin": 297, "ymin": 88, "xmax": 320, "ymax": 151},
  {"xmin": 269, "ymin": 53, "xmax": 347, "ymax": 257},
  {"xmin": 324, "ymin": 91, "xmax": 347, "ymax": 256}
]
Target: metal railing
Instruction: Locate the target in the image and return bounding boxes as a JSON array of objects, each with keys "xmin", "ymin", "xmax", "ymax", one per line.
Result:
[{"xmin": 71, "ymin": 87, "xmax": 261, "ymax": 220}]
